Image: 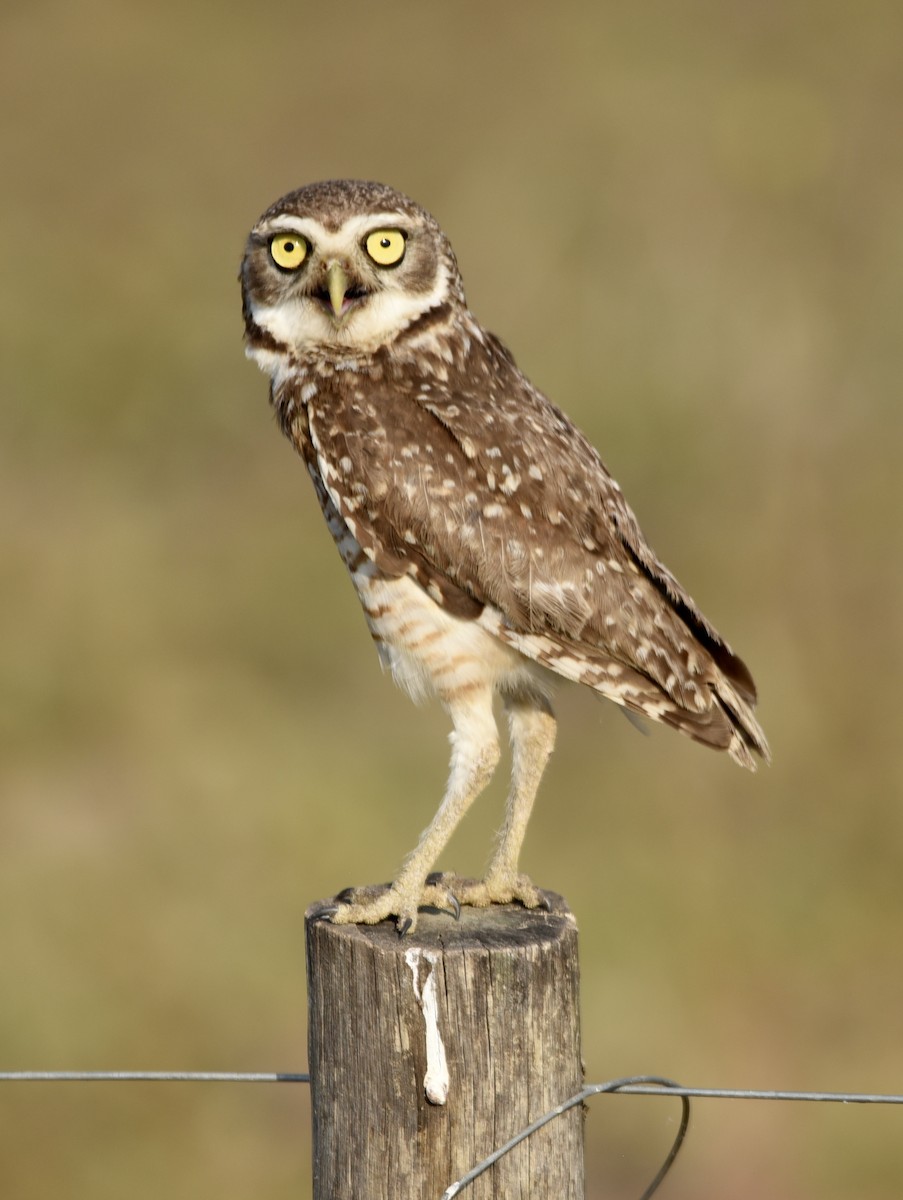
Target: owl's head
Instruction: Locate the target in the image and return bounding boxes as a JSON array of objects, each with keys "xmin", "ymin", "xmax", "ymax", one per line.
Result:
[{"xmin": 241, "ymin": 180, "xmax": 464, "ymax": 369}]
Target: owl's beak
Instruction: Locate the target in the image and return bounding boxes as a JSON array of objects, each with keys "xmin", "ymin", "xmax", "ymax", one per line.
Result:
[{"xmin": 326, "ymin": 261, "xmax": 350, "ymax": 319}]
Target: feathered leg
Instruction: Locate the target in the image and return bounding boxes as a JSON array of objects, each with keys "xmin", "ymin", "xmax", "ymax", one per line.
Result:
[
  {"xmin": 332, "ymin": 688, "xmax": 500, "ymax": 934},
  {"xmin": 445, "ymin": 692, "xmax": 557, "ymax": 910}
]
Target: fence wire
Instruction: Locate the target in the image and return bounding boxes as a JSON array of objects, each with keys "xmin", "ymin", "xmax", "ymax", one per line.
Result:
[
  {"xmin": 0, "ymin": 1071, "xmax": 309, "ymax": 1083},
  {"xmin": 3, "ymin": 1069, "xmax": 903, "ymax": 1198}
]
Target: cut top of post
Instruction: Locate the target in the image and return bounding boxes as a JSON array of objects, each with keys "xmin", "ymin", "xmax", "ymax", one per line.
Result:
[{"xmin": 305, "ymin": 889, "xmax": 576, "ymax": 952}]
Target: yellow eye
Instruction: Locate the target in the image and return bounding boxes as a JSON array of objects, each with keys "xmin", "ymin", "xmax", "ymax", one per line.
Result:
[
  {"xmin": 269, "ymin": 234, "xmax": 308, "ymax": 270},
  {"xmin": 365, "ymin": 229, "xmax": 406, "ymax": 267}
]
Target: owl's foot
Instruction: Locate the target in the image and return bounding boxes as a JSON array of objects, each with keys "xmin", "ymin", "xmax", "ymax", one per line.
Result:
[
  {"xmin": 330, "ymin": 880, "xmax": 461, "ymax": 936},
  {"xmin": 432, "ymin": 871, "xmax": 552, "ymax": 913},
  {"xmin": 328, "ymin": 872, "xmax": 549, "ymax": 936}
]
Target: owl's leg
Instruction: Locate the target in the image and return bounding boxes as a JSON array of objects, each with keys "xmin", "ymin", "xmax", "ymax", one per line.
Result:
[
  {"xmin": 489, "ymin": 693, "xmax": 557, "ymax": 898},
  {"xmin": 447, "ymin": 692, "xmax": 557, "ymax": 910},
  {"xmin": 331, "ymin": 689, "xmax": 500, "ymax": 934}
]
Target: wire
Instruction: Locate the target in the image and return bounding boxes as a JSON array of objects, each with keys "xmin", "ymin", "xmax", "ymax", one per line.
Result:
[
  {"xmin": 2, "ymin": 1073, "xmax": 901, "ymax": 1104},
  {"xmin": 615, "ymin": 1084, "xmax": 903, "ymax": 1105},
  {"xmin": 0, "ymin": 1071, "xmax": 309, "ymax": 1083},
  {"xmin": 442, "ymin": 1076, "xmax": 689, "ymax": 1199},
  {"xmin": 3, "ymin": 1070, "xmax": 903, "ymax": 1199}
]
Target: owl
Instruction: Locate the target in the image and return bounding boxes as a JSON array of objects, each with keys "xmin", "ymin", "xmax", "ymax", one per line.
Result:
[{"xmin": 241, "ymin": 179, "xmax": 770, "ymax": 934}]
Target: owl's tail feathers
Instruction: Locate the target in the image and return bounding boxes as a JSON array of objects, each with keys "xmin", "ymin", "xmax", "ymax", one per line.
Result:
[
  {"xmin": 717, "ymin": 680, "xmax": 772, "ymax": 770},
  {"xmin": 659, "ymin": 678, "xmax": 771, "ymax": 771},
  {"xmin": 481, "ymin": 614, "xmax": 770, "ymax": 770}
]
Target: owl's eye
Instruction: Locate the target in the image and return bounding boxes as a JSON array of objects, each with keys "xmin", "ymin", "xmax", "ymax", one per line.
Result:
[
  {"xmin": 269, "ymin": 234, "xmax": 308, "ymax": 271},
  {"xmin": 364, "ymin": 229, "xmax": 406, "ymax": 267}
]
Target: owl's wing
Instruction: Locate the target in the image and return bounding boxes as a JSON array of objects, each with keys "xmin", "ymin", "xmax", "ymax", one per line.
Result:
[{"xmin": 305, "ymin": 337, "xmax": 768, "ymax": 763}]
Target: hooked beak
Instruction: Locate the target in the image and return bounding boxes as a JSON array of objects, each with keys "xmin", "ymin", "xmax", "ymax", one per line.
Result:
[{"xmin": 326, "ymin": 261, "xmax": 350, "ymax": 319}]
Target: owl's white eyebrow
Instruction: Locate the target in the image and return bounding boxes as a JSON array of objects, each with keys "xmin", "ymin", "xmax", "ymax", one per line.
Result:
[
  {"xmin": 256, "ymin": 212, "xmax": 410, "ymax": 241},
  {"xmin": 255, "ymin": 215, "xmax": 324, "ymax": 238}
]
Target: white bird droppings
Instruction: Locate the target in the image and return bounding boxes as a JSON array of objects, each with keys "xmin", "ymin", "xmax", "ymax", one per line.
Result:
[{"xmin": 405, "ymin": 947, "xmax": 449, "ymax": 1105}]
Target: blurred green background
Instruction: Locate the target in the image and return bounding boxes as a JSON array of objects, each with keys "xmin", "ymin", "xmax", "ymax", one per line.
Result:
[{"xmin": 2, "ymin": 0, "xmax": 902, "ymax": 1196}]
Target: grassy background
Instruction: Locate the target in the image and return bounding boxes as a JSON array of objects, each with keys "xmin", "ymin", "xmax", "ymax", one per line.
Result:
[{"xmin": 2, "ymin": 0, "xmax": 903, "ymax": 1196}]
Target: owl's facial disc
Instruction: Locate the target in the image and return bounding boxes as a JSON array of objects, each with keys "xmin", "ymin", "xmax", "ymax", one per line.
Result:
[{"xmin": 244, "ymin": 204, "xmax": 450, "ymax": 357}]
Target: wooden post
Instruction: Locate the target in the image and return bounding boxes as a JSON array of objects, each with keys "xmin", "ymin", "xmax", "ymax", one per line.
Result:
[{"xmin": 305, "ymin": 891, "xmax": 584, "ymax": 1199}]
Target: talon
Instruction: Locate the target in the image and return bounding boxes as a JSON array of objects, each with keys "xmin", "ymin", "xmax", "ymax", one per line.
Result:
[
  {"xmin": 314, "ymin": 905, "xmax": 338, "ymax": 921},
  {"xmin": 397, "ymin": 916, "xmax": 413, "ymax": 938},
  {"xmin": 448, "ymin": 893, "xmax": 461, "ymax": 921},
  {"xmin": 537, "ymin": 892, "xmax": 552, "ymax": 912}
]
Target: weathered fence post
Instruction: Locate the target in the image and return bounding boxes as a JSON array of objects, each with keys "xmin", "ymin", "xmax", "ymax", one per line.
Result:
[{"xmin": 305, "ymin": 891, "xmax": 584, "ymax": 1199}]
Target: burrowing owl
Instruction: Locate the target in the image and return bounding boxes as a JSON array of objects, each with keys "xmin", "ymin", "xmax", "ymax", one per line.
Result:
[{"xmin": 241, "ymin": 179, "xmax": 770, "ymax": 934}]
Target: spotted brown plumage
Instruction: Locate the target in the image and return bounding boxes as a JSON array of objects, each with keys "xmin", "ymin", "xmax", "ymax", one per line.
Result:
[{"xmin": 241, "ymin": 179, "xmax": 770, "ymax": 933}]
